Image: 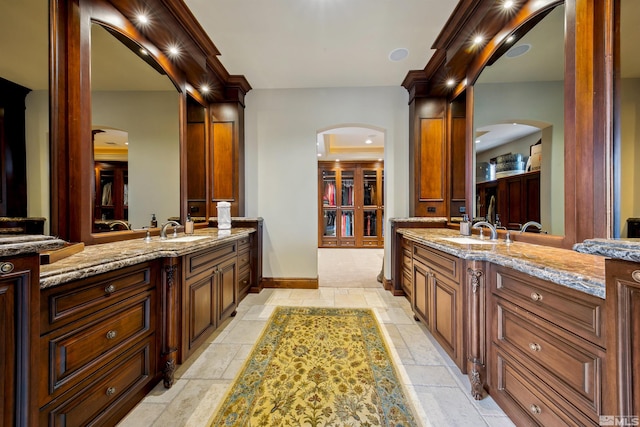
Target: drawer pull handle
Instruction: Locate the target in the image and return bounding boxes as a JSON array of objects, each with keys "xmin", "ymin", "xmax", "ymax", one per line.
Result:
[
  {"xmin": 529, "ymin": 404, "xmax": 541, "ymax": 415},
  {"xmin": 530, "ymin": 292, "xmax": 543, "ymax": 302},
  {"xmin": 106, "ymin": 387, "xmax": 116, "ymax": 396},
  {"xmin": 529, "ymin": 343, "xmax": 541, "ymax": 352},
  {"xmin": 106, "ymin": 330, "xmax": 117, "ymax": 340},
  {"xmin": 105, "ymin": 284, "xmax": 116, "ymax": 294},
  {"xmin": 632, "ymin": 270, "xmax": 640, "ymax": 283}
]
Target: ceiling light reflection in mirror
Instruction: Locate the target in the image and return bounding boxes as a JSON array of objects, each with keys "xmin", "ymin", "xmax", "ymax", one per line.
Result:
[{"xmin": 91, "ymin": 23, "xmax": 180, "ymax": 232}]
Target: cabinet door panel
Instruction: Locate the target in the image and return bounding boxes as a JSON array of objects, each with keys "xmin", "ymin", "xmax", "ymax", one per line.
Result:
[
  {"xmin": 188, "ymin": 275, "xmax": 216, "ymax": 347},
  {"xmin": 433, "ymin": 278, "xmax": 455, "ymax": 355},
  {"xmin": 413, "ymin": 261, "xmax": 430, "ymax": 327},
  {"xmin": 218, "ymin": 258, "xmax": 237, "ymax": 322}
]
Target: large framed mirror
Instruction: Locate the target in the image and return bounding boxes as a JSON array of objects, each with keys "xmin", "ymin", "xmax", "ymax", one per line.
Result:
[
  {"xmin": 614, "ymin": 0, "xmax": 640, "ymax": 238},
  {"xmin": 0, "ymin": 0, "xmax": 50, "ymax": 232},
  {"xmin": 471, "ymin": 2, "xmax": 565, "ymax": 236},
  {"xmin": 90, "ymin": 23, "xmax": 180, "ymax": 233}
]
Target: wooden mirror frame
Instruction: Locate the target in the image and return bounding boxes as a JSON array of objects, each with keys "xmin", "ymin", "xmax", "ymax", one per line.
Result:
[
  {"xmin": 404, "ymin": 0, "xmax": 610, "ymax": 249},
  {"xmin": 50, "ymin": 0, "xmax": 250, "ymax": 244}
]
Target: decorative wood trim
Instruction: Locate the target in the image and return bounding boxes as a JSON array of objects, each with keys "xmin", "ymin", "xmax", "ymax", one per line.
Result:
[
  {"xmin": 161, "ymin": 258, "xmax": 179, "ymax": 388},
  {"xmin": 260, "ymin": 277, "xmax": 319, "ymax": 289},
  {"xmin": 466, "ymin": 261, "xmax": 486, "ymax": 400}
]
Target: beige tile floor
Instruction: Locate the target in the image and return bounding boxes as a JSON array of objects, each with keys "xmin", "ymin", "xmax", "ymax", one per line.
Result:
[{"xmin": 118, "ymin": 248, "xmax": 513, "ymax": 427}]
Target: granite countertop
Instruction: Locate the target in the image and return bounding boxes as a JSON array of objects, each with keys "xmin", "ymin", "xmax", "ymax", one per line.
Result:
[
  {"xmin": 0, "ymin": 235, "xmax": 66, "ymax": 257},
  {"xmin": 573, "ymin": 238, "xmax": 640, "ymax": 263},
  {"xmin": 398, "ymin": 228, "xmax": 606, "ymax": 299},
  {"xmin": 390, "ymin": 217, "xmax": 449, "ymax": 223},
  {"xmin": 39, "ymin": 228, "xmax": 255, "ymax": 289}
]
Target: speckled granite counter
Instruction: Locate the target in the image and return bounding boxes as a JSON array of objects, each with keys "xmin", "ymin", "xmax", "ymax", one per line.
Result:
[
  {"xmin": 573, "ymin": 238, "xmax": 640, "ymax": 263},
  {"xmin": 39, "ymin": 228, "xmax": 255, "ymax": 289},
  {"xmin": 399, "ymin": 228, "xmax": 606, "ymax": 299},
  {"xmin": 390, "ymin": 217, "xmax": 449, "ymax": 224},
  {"xmin": 0, "ymin": 235, "xmax": 65, "ymax": 257}
]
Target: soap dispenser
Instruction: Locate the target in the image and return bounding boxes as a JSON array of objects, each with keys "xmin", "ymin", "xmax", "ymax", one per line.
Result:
[
  {"xmin": 460, "ymin": 214, "xmax": 471, "ymax": 236},
  {"xmin": 150, "ymin": 214, "xmax": 158, "ymax": 228},
  {"xmin": 185, "ymin": 213, "xmax": 194, "ymax": 235}
]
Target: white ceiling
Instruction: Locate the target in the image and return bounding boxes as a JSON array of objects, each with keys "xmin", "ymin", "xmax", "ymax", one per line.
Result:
[{"xmin": 184, "ymin": 0, "xmax": 458, "ymax": 90}]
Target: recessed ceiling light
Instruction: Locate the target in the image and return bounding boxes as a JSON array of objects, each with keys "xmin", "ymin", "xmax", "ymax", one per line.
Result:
[
  {"xmin": 317, "ymin": 153, "xmax": 322, "ymax": 157},
  {"xmin": 167, "ymin": 45, "xmax": 181, "ymax": 57},
  {"xmin": 503, "ymin": 0, "xmax": 515, "ymax": 9},
  {"xmin": 389, "ymin": 48, "xmax": 409, "ymax": 62},
  {"xmin": 473, "ymin": 35, "xmax": 484, "ymax": 45},
  {"xmin": 136, "ymin": 14, "xmax": 149, "ymax": 25},
  {"xmin": 446, "ymin": 79, "xmax": 455, "ymax": 87},
  {"xmin": 365, "ymin": 139, "xmax": 373, "ymax": 144},
  {"xmin": 506, "ymin": 44, "xmax": 531, "ymax": 58},
  {"xmin": 201, "ymin": 85, "xmax": 210, "ymax": 94}
]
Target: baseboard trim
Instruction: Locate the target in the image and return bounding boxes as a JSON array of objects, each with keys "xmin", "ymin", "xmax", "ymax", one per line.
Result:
[{"xmin": 260, "ymin": 277, "xmax": 319, "ymax": 289}]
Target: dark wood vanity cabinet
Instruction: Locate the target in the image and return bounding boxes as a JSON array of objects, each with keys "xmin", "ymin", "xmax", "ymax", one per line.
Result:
[
  {"xmin": 407, "ymin": 241, "xmax": 465, "ymax": 371},
  {"xmin": 0, "ymin": 253, "xmax": 39, "ymax": 426},
  {"xmin": 181, "ymin": 241, "xmax": 239, "ymax": 362},
  {"xmin": 487, "ymin": 265, "xmax": 605, "ymax": 426},
  {"xmin": 604, "ymin": 259, "xmax": 640, "ymax": 418},
  {"xmin": 38, "ymin": 261, "xmax": 161, "ymax": 426}
]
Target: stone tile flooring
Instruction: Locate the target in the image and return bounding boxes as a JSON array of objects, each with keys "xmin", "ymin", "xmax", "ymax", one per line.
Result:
[{"xmin": 118, "ymin": 248, "xmax": 513, "ymax": 426}]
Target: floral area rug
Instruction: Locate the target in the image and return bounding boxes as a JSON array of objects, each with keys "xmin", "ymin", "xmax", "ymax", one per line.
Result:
[{"xmin": 208, "ymin": 306, "xmax": 418, "ymax": 427}]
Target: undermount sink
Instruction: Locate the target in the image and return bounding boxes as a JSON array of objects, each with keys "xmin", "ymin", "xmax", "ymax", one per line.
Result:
[
  {"xmin": 439, "ymin": 237, "xmax": 496, "ymax": 245},
  {"xmin": 166, "ymin": 235, "xmax": 209, "ymax": 243}
]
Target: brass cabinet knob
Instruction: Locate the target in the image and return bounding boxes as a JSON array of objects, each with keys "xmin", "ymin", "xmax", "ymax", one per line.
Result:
[
  {"xmin": 106, "ymin": 387, "xmax": 116, "ymax": 396},
  {"xmin": 0, "ymin": 262, "xmax": 14, "ymax": 274},
  {"xmin": 530, "ymin": 292, "xmax": 543, "ymax": 302},
  {"xmin": 529, "ymin": 342, "xmax": 542, "ymax": 352},
  {"xmin": 105, "ymin": 284, "xmax": 116, "ymax": 294},
  {"xmin": 106, "ymin": 330, "xmax": 117, "ymax": 340},
  {"xmin": 529, "ymin": 404, "xmax": 541, "ymax": 414}
]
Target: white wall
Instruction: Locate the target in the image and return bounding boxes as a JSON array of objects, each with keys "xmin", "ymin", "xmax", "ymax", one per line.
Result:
[
  {"xmin": 474, "ymin": 81, "xmax": 564, "ymax": 235},
  {"xmin": 92, "ymin": 91, "xmax": 180, "ymax": 229},
  {"xmin": 25, "ymin": 90, "xmax": 50, "ymax": 233},
  {"xmin": 244, "ymin": 86, "xmax": 410, "ymax": 279}
]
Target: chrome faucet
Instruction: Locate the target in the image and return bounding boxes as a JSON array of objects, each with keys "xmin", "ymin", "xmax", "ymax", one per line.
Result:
[
  {"xmin": 520, "ymin": 221, "xmax": 543, "ymax": 233},
  {"xmin": 473, "ymin": 221, "xmax": 498, "ymax": 241},
  {"xmin": 160, "ymin": 221, "xmax": 181, "ymax": 239},
  {"xmin": 108, "ymin": 220, "xmax": 131, "ymax": 230}
]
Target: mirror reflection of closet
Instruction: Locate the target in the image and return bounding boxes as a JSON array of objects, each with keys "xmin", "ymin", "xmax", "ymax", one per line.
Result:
[
  {"xmin": 473, "ymin": 4, "xmax": 565, "ymax": 235},
  {"xmin": 616, "ymin": 1, "xmax": 640, "ymax": 238},
  {"xmin": 90, "ymin": 23, "xmax": 180, "ymax": 232}
]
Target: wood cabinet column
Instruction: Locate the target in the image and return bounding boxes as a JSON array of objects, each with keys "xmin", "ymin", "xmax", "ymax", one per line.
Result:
[
  {"xmin": 209, "ymin": 101, "xmax": 245, "ymax": 217},
  {"xmin": 161, "ymin": 257, "xmax": 179, "ymax": 388}
]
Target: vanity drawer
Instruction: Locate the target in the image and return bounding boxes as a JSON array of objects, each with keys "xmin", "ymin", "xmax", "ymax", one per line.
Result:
[
  {"xmin": 237, "ymin": 236, "xmax": 250, "ymax": 253},
  {"xmin": 413, "ymin": 244, "xmax": 460, "ymax": 283},
  {"xmin": 491, "ymin": 265, "xmax": 604, "ymax": 346},
  {"xmin": 40, "ymin": 338, "xmax": 155, "ymax": 427},
  {"xmin": 493, "ymin": 347, "xmax": 597, "ymax": 427},
  {"xmin": 237, "ymin": 249, "xmax": 251, "ymax": 271},
  {"xmin": 184, "ymin": 242, "xmax": 236, "ymax": 279},
  {"xmin": 41, "ymin": 291, "xmax": 154, "ymax": 399},
  {"xmin": 41, "ymin": 263, "xmax": 153, "ymax": 333},
  {"xmin": 402, "ymin": 243, "xmax": 412, "ymax": 272},
  {"xmin": 495, "ymin": 298, "xmax": 603, "ymax": 416}
]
